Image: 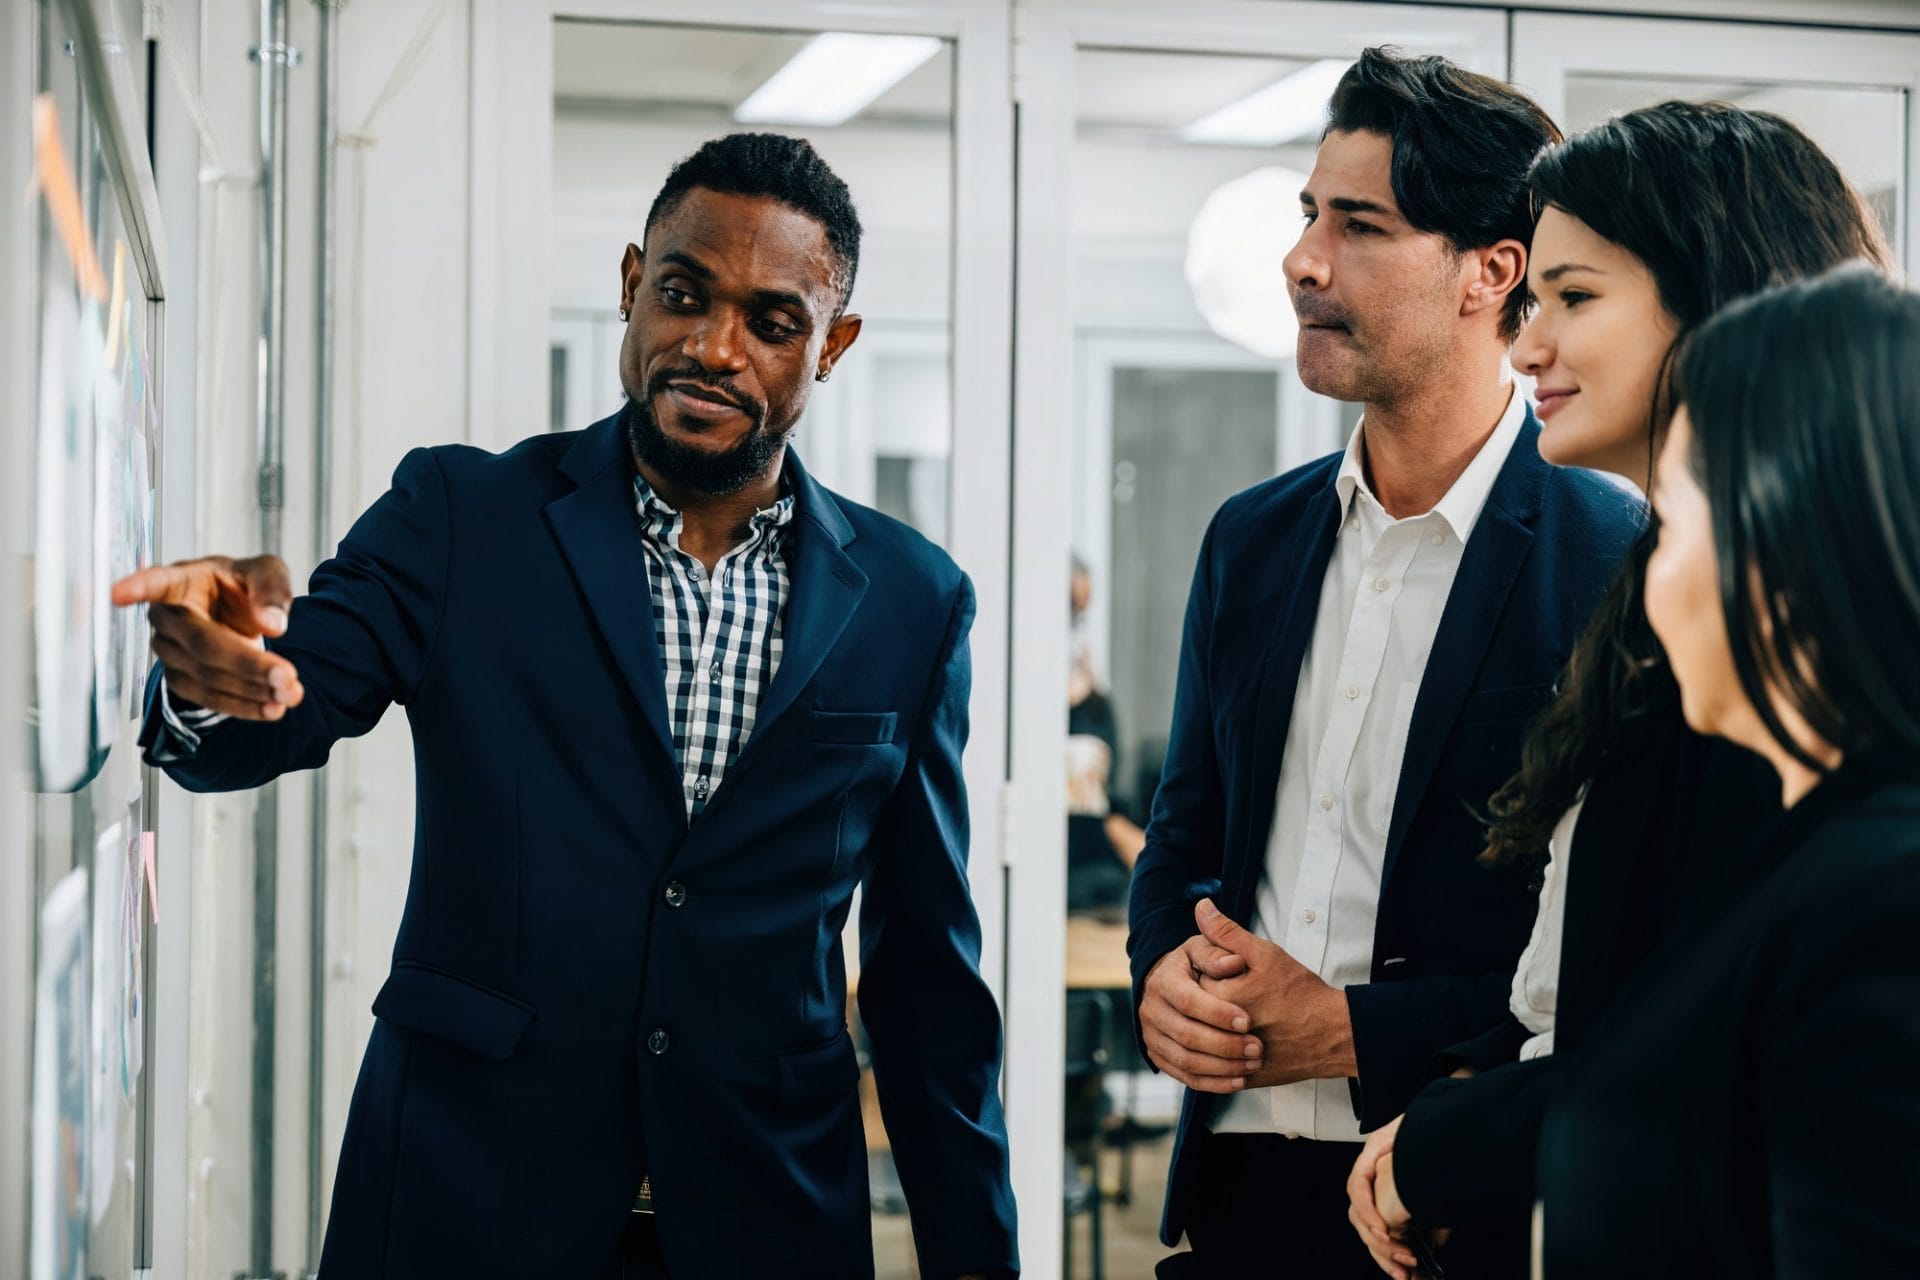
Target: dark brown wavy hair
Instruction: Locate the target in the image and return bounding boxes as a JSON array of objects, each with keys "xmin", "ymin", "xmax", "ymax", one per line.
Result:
[{"xmin": 1481, "ymin": 101, "xmax": 1894, "ymax": 868}]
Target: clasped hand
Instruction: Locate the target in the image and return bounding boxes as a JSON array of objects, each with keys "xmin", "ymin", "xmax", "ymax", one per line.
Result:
[{"xmin": 1139, "ymin": 898, "xmax": 1356, "ymax": 1093}]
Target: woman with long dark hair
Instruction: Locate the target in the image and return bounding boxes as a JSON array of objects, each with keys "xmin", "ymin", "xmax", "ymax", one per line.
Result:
[
  {"xmin": 1540, "ymin": 265, "xmax": 1920, "ymax": 1276},
  {"xmin": 1345, "ymin": 101, "xmax": 1893, "ymax": 1277}
]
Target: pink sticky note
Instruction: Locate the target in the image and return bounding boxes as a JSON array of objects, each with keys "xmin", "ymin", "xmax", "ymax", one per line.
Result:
[{"xmin": 142, "ymin": 832, "xmax": 158, "ymax": 924}]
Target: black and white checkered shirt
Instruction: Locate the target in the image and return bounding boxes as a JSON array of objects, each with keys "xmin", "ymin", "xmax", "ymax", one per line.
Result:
[
  {"xmin": 152, "ymin": 474, "xmax": 795, "ymax": 826},
  {"xmin": 632, "ymin": 473, "xmax": 793, "ymax": 821}
]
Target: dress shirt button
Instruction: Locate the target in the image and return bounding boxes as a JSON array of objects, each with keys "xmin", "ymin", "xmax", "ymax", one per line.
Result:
[
  {"xmin": 1301, "ymin": 908, "xmax": 1317, "ymax": 925},
  {"xmin": 1346, "ymin": 685, "xmax": 1360, "ymax": 700},
  {"xmin": 647, "ymin": 1028, "xmax": 670, "ymax": 1055},
  {"xmin": 1430, "ymin": 532, "xmax": 1444, "ymax": 545},
  {"xmin": 1374, "ymin": 577, "xmax": 1390, "ymax": 592},
  {"xmin": 694, "ymin": 775, "xmax": 710, "ymax": 801},
  {"xmin": 709, "ymin": 660, "xmax": 722, "ymax": 683},
  {"xmin": 664, "ymin": 881, "xmax": 688, "ymax": 908},
  {"xmin": 1319, "ymin": 794, "xmax": 1335, "ymax": 811}
]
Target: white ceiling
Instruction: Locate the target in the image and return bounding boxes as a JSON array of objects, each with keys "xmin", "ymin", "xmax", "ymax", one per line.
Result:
[
  {"xmin": 553, "ymin": 23, "xmax": 1320, "ymax": 140},
  {"xmin": 550, "ymin": 22, "xmax": 1900, "ymax": 257},
  {"xmin": 553, "ymin": 21, "xmax": 954, "ymax": 121},
  {"xmin": 1073, "ymin": 49, "xmax": 1313, "ymax": 134}
]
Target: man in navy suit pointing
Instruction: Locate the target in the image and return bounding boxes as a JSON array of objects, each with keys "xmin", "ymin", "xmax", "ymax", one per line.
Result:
[{"xmin": 115, "ymin": 134, "xmax": 1016, "ymax": 1280}]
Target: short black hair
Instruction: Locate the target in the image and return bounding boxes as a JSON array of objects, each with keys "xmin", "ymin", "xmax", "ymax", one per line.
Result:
[
  {"xmin": 645, "ymin": 132, "xmax": 863, "ymax": 311},
  {"xmin": 1326, "ymin": 47, "xmax": 1562, "ymax": 342}
]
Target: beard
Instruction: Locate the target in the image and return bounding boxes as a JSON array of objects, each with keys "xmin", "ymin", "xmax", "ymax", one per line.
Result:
[{"xmin": 622, "ymin": 378, "xmax": 787, "ymax": 498}]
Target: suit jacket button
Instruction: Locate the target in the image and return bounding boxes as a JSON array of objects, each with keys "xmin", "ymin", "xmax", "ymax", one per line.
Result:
[
  {"xmin": 664, "ymin": 881, "xmax": 688, "ymax": 908},
  {"xmin": 647, "ymin": 1028, "xmax": 670, "ymax": 1055}
]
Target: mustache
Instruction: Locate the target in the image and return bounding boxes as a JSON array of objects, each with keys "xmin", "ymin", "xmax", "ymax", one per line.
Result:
[
  {"xmin": 648, "ymin": 367, "xmax": 762, "ymax": 418},
  {"xmin": 1291, "ymin": 293, "xmax": 1354, "ymax": 329}
]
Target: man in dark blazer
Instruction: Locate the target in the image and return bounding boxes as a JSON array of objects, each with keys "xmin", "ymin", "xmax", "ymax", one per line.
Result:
[
  {"xmin": 114, "ymin": 135, "xmax": 1016, "ymax": 1279},
  {"xmin": 1127, "ymin": 51, "xmax": 1640, "ymax": 1276}
]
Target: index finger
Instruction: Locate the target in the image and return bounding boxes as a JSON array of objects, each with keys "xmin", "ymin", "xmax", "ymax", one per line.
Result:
[
  {"xmin": 1182, "ymin": 935, "xmax": 1249, "ymax": 979},
  {"xmin": 112, "ymin": 564, "xmax": 203, "ymax": 608},
  {"xmin": 1166, "ymin": 974, "xmax": 1250, "ymax": 1033}
]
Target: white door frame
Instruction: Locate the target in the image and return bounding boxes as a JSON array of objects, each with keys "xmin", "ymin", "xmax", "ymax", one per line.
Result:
[
  {"xmin": 1070, "ymin": 333, "xmax": 1318, "ymax": 741},
  {"xmin": 1009, "ymin": 4, "xmax": 1505, "ymax": 1267},
  {"xmin": 1510, "ymin": 11, "xmax": 1920, "ymax": 270}
]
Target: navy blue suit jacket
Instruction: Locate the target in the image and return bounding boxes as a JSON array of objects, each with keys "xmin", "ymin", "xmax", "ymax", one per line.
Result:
[
  {"xmin": 145, "ymin": 415, "xmax": 1018, "ymax": 1278},
  {"xmin": 1126, "ymin": 414, "xmax": 1640, "ymax": 1244}
]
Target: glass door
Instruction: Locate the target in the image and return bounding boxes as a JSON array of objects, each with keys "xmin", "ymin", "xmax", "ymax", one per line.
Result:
[
  {"xmin": 1511, "ymin": 11, "xmax": 1920, "ymax": 270},
  {"xmin": 1009, "ymin": 4, "xmax": 1505, "ymax": 1270}
]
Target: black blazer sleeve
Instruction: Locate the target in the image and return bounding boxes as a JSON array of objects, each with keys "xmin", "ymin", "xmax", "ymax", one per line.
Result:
[
  {"xmin": 139, "ymin": 446, "xmax": 451, "ymax": 790},
  {"xmin": 857, "ymin": 575, "xmax": 1020, "ymax": 1278},
  {"xmin": 1762, "ymin": 855, "xmax": 1920, "ymax": 1276},
  {"xmin": 1432, "ymin": 1013, "xmax": 1533, "ymax": 1077},
  {"xmin": 1125, "ymin": 517, "xmax": 1228, "ymax": 1060},
  {"xmin": 1394, "ymin": 1052, "xmax": 1570, "ymax": 1228}
]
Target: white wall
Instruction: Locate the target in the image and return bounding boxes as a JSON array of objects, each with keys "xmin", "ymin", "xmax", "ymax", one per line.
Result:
[{"xmin": 169, "ymin": 0, "xmax": 478, "ymax": 1274}]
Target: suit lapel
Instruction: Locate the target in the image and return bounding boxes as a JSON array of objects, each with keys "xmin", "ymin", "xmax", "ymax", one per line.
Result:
[
  {"xmin": 692, "ymin": 453, "xmax": 868, "ymax": 827},
  {"xmin": 1380, "ymin": 421, "xmax": 1548, "ymax": 887},
  {"xmin": 543, "ymin": 415, "xmax": 678, "ymax": 770},
  {"xmin": 743, "ymin": 469, "xmax": 867, "ymax": 743},
  {"xmin": 1227, "ymin": 476, "xmax": 1343, "ymax": 919}
]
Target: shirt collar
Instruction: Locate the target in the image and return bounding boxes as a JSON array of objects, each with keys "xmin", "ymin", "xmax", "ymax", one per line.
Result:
[
  {"xmin": 631, "ymin": 471, "xmax": 796, "ymax": 544},
  {"xmin": 1334, "ymin": 382, "xmax": 1527, "ymax": 541}
]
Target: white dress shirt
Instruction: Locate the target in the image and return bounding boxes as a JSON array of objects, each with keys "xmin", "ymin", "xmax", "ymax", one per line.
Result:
[
  {"xmin": 1212, "ymin": 385, "xmax": 1528, "ymax": 1141},
  {"xmin": 1509, "ymin": 797, "xmax": 1585, "ymax": 1061}
]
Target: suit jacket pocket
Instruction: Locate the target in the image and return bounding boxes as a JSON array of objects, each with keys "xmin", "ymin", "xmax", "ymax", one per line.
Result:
[
  {"xmin": 372, "ymin": 959, "xmax": 536, "ymax": 1062},
  {"xmin": 808, "ymin": 709, "xmax": 899, "ymax": 745},
  {"xmin": 777, "ymin": 1025, "xmax": 861, "ymax": 1113}
]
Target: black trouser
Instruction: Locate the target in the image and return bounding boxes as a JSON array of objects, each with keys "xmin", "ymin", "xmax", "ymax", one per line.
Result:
[
  {"xmin": 1166, "ymin": 1128, "xmax": 1528, "ymax": 1280},
  {"xmin": 617, "ymin": 1213, "xmax": 669, "ymax": 1280},
  {"xmin": 1165, "ymin": 1130, "xmax": 1380, "ymax": 1280}
]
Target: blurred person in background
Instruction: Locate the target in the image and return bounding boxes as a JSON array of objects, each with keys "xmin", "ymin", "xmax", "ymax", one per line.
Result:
[{"xmin": 1068, "ymin": 554, "xmax": 1148, "ymax": 916}]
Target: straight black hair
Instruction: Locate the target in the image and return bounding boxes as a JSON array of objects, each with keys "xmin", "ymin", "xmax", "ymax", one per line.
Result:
[
  {"xmin": 1674, "ymin": 266, "xmax": 1920, "ymax": 779},
  {"xmin": 1325, "ymin": 47, "xmax": 1563, "ymax": 342},
  {"xmin": 1482, "ymin": 103, "xmax": 1894, "ymax": 867}
]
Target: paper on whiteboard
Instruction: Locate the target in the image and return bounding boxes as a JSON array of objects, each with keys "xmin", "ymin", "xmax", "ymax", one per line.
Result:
[
  {"xmin": 32, "ymin": 289, "xmax": 102, "ymax": 792},
  {"xmin": 88, "ymin": 822, "xmax": 124, "ymax": 1222},
  {"xmin": 30, "ymin": 868, "xmax": 89, "ymax": 1280}
]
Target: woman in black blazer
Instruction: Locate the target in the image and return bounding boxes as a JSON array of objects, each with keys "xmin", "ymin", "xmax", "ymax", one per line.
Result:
[
  {"xmin": 1538, "ymin": 267, "xmax": 1920, "ymax": 1277},
  {"xmin": 1347, "ymin": 103, "xmax": 1892, "ymax": 1278}
]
